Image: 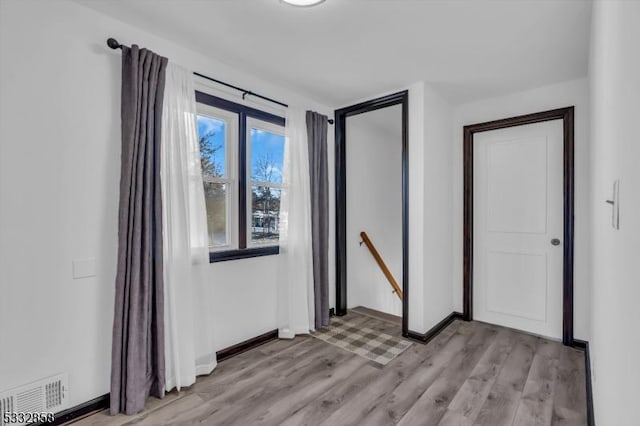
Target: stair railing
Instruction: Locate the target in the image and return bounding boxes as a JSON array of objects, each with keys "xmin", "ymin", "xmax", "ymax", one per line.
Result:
[{"xmin": 359, "ymin": 231, "xmax": 403, "ymax": 300}]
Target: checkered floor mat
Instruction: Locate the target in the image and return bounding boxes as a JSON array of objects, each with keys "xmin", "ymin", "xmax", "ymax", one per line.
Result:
[{"xmin": 312, "ymin": 315, "xmax": 412, "ymax": 365}]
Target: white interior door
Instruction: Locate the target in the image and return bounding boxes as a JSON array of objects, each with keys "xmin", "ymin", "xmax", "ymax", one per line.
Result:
[{"xmin": 473, "ymin": 119, "xmax": 563, "ymax": 339}]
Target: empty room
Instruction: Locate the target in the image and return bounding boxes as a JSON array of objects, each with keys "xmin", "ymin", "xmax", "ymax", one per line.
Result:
[{"xmin": 0, "ymin": 0, "xmax": 638, "ymax": 425}]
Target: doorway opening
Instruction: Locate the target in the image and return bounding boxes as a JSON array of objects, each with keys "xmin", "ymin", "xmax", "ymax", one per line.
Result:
[{"xmin": 335, "ymin": 91, "xmax": 409, "ymax": 337}]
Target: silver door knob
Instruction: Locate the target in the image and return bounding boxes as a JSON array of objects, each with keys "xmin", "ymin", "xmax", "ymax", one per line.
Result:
[{"xmin": 551, "ymin": 238, "xmax": 561, "ymax": 246}]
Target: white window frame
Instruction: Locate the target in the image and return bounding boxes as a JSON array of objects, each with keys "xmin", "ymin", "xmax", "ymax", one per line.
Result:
[
  {"xmin": 197, "ymin": 103, "xmax": 239, "ymax": 251},
  {"xmin": 245, "ymin": 117, "xmax": 285, "ymax": 248}
]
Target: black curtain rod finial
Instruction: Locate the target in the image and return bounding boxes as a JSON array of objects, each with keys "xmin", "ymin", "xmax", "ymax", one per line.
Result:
[{"xmin": 107, "ymin": 38, "xmax": 122, "ymax": 50}]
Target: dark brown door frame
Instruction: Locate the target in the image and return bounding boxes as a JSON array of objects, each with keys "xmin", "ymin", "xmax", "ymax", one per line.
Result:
[
  {"xmin": 334, "ymin": 90, "xmax": 410, "ymax": 337},
  {"xmin": 463, "ymin": 106, "xmax": 575, "ymax": 346}
]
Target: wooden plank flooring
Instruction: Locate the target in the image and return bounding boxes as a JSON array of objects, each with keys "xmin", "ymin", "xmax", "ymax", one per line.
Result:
[{"xmin": 73, "ymin": 311, "xmax": 587, "ymax": 426}]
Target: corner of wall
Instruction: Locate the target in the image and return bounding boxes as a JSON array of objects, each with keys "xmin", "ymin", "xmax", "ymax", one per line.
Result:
[
  {"xmin": 407, "ymin": 82, "xmax": 426, "ymax": 332},
  {"xmin": 422, "ymin": 83, "xmax": 455, "ymax": 330}
]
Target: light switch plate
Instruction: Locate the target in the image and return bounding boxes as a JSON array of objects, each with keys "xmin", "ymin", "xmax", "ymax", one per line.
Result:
[
  {"xmin": 612, "ymin": 180, "xmax": 620, "ymax": 230},
  {"xmin": 72, "ymin": 258, "xmax": 96, "ymax": 279}
]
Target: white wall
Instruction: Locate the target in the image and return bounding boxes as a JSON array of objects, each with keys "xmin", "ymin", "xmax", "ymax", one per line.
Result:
[
  {"xmin": 407, "ymin": 83, "xmax": 427, "ymax": 332},
  {"xmin": 589, "ymin": 1, "xmax": 640, "ymax": 424},
  {"xmin": 346, "ymin": 105, "xmax": 403, "ymax": 316},
  {"xmin": 0, "ymin": 0, "xmax": 331, "ymax": 409},
  {"xmin": 370, "ymin": 83, "xmax": 455, "ymax": 333},
  {"xmin": 451, "ymin": 78, "xmax": 591, "ymax": 340},
  {"xmin": 336, "ymin": 82, "xmax": 455, "ymax": 334},
  {"xmin": 422, "ymin": 85, "xmax": 455, "ymax": 330},
  {"xmin": 384, "ymin": 82, "xmax": 456, "ymax": 332}
]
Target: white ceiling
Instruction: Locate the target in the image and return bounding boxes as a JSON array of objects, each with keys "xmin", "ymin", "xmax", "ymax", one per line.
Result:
[{"xmin": 78, "ymin": 0, "xmax": 592, "ymax": 107}]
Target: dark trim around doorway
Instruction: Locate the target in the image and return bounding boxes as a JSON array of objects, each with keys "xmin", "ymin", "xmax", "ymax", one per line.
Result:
[
  {"xmin": 463, "ymin": 106, "xmax": 575, "ymax": 346},
  {"xmin": 334, "ymin": 90, "xmax": 410, "ymax": 337}
]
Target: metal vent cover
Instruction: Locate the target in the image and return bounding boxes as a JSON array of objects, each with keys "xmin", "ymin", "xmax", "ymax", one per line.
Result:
[{"xmin": 0, "ymin": 373, "xmax": 68, "ymax": 426}]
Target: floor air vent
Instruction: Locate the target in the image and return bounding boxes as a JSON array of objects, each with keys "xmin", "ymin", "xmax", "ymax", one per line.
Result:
[{"xmin": 0, "ymin": 373, "xmax": 68, "ymax": 426}]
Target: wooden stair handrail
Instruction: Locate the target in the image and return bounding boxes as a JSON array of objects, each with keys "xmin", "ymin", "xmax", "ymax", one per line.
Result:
[{"xmin": 359, "ymin": 231, "xmax": 403, "ymax": 300}]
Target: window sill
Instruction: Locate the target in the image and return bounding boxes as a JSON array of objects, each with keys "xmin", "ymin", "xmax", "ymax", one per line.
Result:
[{"xmin": 209, "ymin": 246, "xmax": 280, "ymax": 263}]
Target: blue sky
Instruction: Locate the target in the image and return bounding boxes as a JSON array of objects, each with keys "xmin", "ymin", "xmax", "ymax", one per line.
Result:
[
  {"xmin": 249, "ymin": 128, "xmax": 284, "ymax": 183},
  {"xmin": 197, "ymin": 115, "xmax": 226, "ymax": 176},
  {"xmin": 197, "ymin": 114, "xmax": 284, "ymax": 183}
]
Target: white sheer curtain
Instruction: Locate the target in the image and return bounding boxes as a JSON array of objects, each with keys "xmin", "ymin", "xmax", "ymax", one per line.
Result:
[
  {"xmin": 277, "ymin": 107, "xmax": 315, "ymax": 338},
  {"xmin": 161, "ymin": 63, "xmax": 217, "ymax": 391}
]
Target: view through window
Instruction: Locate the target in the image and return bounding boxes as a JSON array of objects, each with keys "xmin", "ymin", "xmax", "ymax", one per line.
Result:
[
  {"xmin": 198, "ymin": 114, "xmax": 230, "ymax": 248},
  {"xmin": 248, "ymin": 122, "xmax": 285, "ymax": 245},
  {"xmin": 196, "ymin": 93, "xmax": 285, "ymax": 258}
]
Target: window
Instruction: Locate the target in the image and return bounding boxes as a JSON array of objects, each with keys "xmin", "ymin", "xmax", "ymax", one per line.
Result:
[
  {"xmin": 196, "ymin": 92, "xmax": 285, "ymax": 262},
  {"xmin": 198, "ymin": 105, "xmax": 238, "ymax": 251},
  {"xmin": 247, "ymin": 118, "xmax": 285, "ymax": 246}
]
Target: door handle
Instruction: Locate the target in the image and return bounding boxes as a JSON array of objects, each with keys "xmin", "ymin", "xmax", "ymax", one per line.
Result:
[{"xmin": 551, "ymin": 238, "xmax": 561, "ymax": 246}]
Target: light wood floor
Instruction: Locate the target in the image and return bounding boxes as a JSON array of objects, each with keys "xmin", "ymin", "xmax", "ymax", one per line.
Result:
[{"xmin": 74, "ymin": 310, "xmax": 587, "ymax": 426}]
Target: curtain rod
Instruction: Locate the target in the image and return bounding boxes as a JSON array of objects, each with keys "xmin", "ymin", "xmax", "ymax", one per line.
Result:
[{"xmin": 107, "ymin": 38, "xmax": 334, "ymax": 124}]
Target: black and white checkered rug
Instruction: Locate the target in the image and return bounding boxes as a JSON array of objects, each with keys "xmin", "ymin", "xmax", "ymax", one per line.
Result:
[{"xmin": 312, "ymin": 315, "xmax": 412, "ymax": 365}]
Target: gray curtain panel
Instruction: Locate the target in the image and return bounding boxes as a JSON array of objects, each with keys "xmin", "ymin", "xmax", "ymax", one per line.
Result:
[
  {"xmin": 111, "ymin": 45, "xmax": 168, "ymax": 416},
  {"xmin": 306, "ymin": 111, "xmax": 330, "ymax": 329}
]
